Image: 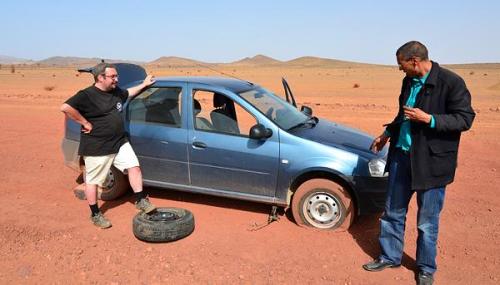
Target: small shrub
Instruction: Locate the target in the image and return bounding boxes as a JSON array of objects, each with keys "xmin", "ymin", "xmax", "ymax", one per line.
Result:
[
  {"xmin": 11, "ymin": 65, "xmax": 15, "ymax": 73},
  {"xmin": 353, "ymin": 83, "xmax": 360, "ymax": 88},
  {"xmin": 52, "ymin": 74, "xmax": 56, "ymax": 77},
  {"xmin": 469, "ymin": 71, "xmax": 474, "ymax": 75},
  {"xmin": 44, "ymin": 85, "xmax": 55, "ymax": 91}
]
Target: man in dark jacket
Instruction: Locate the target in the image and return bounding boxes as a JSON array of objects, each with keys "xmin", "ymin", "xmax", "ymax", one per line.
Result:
[{"xmin": 362, "ymin": 41, "xmax": 475, "ymax": 285}]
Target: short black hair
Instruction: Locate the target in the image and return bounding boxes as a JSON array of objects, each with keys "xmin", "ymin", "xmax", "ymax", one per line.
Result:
[
  {"xmin": 396, "ymin": 41, "xmax": 429, "ymax": 61},
  {"xmin": 92, "ymin": 62, "xmax": 116, "ymax": 81}
]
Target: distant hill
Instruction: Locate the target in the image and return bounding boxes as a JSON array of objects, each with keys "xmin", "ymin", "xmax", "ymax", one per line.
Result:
[
  {"xmin": 285, "ymin": 56, "xmax": 380, "ymax": 68},
  {"xmin": 147, "ymin": 56, "xmax": 205, "ymax": 67},
  {"xmin": 0, "ymin": 55, "xmax": 34, "ymax": 64},
  {"xmin": 2, "ymin": 54, "xmax": 499, "ymax": 69},
  {"xmin": 36, "ymin": 56, "xmax": 144, "ymax": 67},
  {"xmin": 443, "ymin": 63, "xmax": 500, "ymax": 69},
  {"xmin": 230, "ymin": 55, "xmax": 282, "ymax": 66}
]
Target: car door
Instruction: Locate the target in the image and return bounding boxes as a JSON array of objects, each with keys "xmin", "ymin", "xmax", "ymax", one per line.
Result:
[
  {"xmin": 126, "ymin": 83, "xmax": 190, "ymax": 186},
  {"xmin": 188, "ymin": 84, "xmax": 280, "ymax": 197}
]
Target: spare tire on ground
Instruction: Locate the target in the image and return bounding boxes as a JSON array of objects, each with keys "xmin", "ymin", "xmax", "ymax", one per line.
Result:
[{"xmin": 133, "ymin": 207, "xmax": 195, "ymax": 242}]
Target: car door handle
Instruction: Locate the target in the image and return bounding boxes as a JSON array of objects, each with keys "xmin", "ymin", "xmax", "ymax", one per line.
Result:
[
  {"xmin": 160, "ymin": 141, "xmax": 169, "ymax": 145},
  {"xmin": 192, "ymin": 141, "xmax": 207, "ymax": 149}
]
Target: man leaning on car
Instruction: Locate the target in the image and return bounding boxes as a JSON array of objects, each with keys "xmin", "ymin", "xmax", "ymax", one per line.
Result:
[{"xmin": 60, "ymin": 63, "xmax": 156, "ymax": 228}]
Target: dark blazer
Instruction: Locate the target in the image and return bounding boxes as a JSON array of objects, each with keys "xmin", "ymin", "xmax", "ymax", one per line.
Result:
[{"xmin": 386, "ymin": 61, "xmax": 475, "ymax": 189}]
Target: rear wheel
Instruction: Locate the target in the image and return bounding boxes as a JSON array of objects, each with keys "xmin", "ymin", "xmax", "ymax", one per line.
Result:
[
  {"xmin": 291, "ymin": 178, "xmax": 355, "ymax": 231},
  {"xmin": 82, "ymin": 165, "xmax": 130, "ymax": 201}
]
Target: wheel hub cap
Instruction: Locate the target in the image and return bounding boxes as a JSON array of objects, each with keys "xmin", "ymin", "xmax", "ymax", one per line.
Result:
[{"xmin": 303, "ymin": 192, "xmax": 341, "ymax": 228}]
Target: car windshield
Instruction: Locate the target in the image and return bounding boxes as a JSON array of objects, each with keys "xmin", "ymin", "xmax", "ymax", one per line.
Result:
[{"xmin": 239, "ymin": 87, "xmax": 308, "ymax": 130}]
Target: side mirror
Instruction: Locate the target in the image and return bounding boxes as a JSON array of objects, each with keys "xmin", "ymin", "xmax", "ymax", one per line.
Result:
[
  {"xmin": 301, "ymin": 105, "xmax": 313, "ymax": 117},
  {"xmin": 249, "ymin": 124, "xmax": 273, "ymax": 140}
]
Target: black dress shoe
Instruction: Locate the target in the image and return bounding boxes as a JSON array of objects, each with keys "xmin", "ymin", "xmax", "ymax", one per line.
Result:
[
  {"xmin": 418, "ymin": 271, "xmax": 434, "ymax": 285},
  {"xmin": 362, "ymin": 258, "xmax": 400, "ymax": 272}
]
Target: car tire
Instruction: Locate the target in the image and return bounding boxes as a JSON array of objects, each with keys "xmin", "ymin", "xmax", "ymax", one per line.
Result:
[
  {"xmin": 82, "ymin": 165, "xmax": 130, "ymax": 201},
  {"xmin": 291, "ymin": 178, "xmax": 355, "ymax": 231},
  {"xmin": 133, "ymin": 207, "xmax": 195, "ymax": 242}
]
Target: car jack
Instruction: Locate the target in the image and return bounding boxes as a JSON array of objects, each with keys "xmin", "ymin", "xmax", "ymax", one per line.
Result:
[
  {"xmin": 248, "ymin": 206, "xmax": 280, "ymax": 231},
  {"xmin": 268, "ymin": 205, "xmax": 279, "ymax": 223}
]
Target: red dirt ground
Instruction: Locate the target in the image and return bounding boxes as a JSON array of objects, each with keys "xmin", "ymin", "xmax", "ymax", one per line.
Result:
[{"xmin": 0, "ymin": 65, "xmax": 499, "ymax": 284}]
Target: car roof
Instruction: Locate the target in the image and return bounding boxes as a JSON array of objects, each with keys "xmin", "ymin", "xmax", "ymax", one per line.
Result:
[{"xmin": 155, "ymin": 76, "xmax": 257, "ymax": 93}]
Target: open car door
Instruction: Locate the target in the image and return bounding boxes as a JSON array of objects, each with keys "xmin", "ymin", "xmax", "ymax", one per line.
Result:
[{"xmin": 282, "ymin": 77, "xmax": 297, "ymax": 107}]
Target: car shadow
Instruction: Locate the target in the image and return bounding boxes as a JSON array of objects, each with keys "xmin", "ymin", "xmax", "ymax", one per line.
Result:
[
  {"xmin": 100, "ymin": 186, "xmax": 275, "ymax": 216},
  {"xmin": 348, "ymin": 214, "xmax": 417, "ymax": 272}
]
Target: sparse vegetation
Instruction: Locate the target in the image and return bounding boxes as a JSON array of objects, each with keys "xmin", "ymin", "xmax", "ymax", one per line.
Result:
[
  {"xmin": 469, "ymin": 71, "xmax": 474, "ymax": 75},
  {"xmin": 52, "ymin": 74, "xmax": 56, "ymax": 77},
  {"xmin": 353, "ymin": 83, "xmax": 360, "ymax": 88},
  {"xmin": 11, "ymin": 65, "xmax": 15, "ymax": 73},
  {"xmin": 44, "ymin": 85, "xmax": 55, "ymax": 91}
]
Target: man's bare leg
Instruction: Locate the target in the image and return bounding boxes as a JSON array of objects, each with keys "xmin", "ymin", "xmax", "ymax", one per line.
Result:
[
  {"xmin": 127, "ymin": 166, "xmax": 155, "ymax": 213},
  {"xmin": 86, "ymin": 183, "xmax": 111, "ymax": 228}
]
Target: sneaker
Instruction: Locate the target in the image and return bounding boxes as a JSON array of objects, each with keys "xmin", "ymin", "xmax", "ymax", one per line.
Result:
[
  {"xmin": 90, "ymin": 212, "xmax": 112, "ymax": 229},
  {"xmin": 135, "ymin": 197, "xmax": 156, "ymax": 214}
]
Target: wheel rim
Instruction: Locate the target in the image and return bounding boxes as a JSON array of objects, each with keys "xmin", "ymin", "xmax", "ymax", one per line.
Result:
[
  {"xmin": 144, "ymin": 210, "xmax": 180, "ymax": 222},
  {"xmin": 302, "ymin": 191, "xmax": 342, "ymax": 229},
  {"xmin": 101, "ymin": 170, "xmax": 115, "ymax": 192}
]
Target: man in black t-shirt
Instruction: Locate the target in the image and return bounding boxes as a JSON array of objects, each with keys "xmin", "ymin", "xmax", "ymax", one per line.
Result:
[{"xmin": 61, "ymin": 63, "xmax": 156, "ymax": 228}]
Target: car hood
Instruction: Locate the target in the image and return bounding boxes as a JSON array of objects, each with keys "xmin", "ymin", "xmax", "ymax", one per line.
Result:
[{"xmin": 289, "ymin": 118, "xmax": 383, "ymax": 158}]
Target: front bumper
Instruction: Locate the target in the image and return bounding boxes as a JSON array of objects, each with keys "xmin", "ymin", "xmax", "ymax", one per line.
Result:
[{"xmin": 352, "ymin": 176, "xmax": 388, "ymax": 215}]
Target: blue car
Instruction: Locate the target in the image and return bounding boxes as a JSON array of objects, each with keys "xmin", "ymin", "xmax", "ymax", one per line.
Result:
[{"xmin": 62, "ymin": 63, "xmax": 388, "ymax": 230}]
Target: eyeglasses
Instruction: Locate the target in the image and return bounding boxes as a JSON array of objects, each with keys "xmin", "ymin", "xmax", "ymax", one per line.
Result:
[{"xmin": 102, "ymin": 74, "xmax": 119, "ymax": 79}]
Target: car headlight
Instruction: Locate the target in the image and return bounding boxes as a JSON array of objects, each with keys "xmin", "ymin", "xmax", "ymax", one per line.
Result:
[{"xmin": 368, "ymin": 158, "xmax": 388, "ymax": 177}]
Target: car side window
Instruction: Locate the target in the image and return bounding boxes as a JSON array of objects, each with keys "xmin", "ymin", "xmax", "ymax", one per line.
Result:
[
  {"xmin": 192, "ymin": 90, "xmax": 256, "ymax": 136},
  {"xmin": 128, "ymin": 87, "xmax": 182, "ymax": 127}
]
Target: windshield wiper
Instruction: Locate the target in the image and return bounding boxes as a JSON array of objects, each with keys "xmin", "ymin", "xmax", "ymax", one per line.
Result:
[{"xmin": 287, "ymin": 116, "xmax": 318, "ymax": 131}]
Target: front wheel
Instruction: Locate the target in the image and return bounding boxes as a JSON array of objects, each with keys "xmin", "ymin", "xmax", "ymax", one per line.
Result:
[{"xmin": 291, "ymin": 178, "xmax": 355, "ymax": 231}]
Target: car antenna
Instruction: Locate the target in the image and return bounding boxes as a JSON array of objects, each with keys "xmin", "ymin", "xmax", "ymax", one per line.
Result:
[{"xmin": 194, "ymin": 62, "xmax": 254, "ymax": 86}]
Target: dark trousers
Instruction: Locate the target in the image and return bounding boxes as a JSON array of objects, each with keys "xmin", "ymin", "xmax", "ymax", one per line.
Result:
[{"xmin": 379, "ymin": 148, "xmax": 446, "ymax": 274}]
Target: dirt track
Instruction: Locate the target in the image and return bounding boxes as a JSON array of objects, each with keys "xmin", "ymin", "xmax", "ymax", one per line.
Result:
[{"xmin": 0, "ymin": 65, "xmax": 499, "ymax": 284}]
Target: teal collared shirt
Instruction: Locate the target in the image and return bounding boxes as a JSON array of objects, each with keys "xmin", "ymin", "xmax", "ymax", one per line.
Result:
[{"xmin": 385, "ymin": 72, "xmax": 435, "ymax": 151}]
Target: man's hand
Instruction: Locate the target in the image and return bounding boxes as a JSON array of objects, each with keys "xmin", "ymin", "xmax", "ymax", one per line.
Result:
[
  {"xmin": 370, "ymin": 133, "xmax": 389, "ymax": 153},
  {"xmin": 403, "ymin": 106, "xmax": 432, "ymax": 124},
  {"xmin": 82, "ymin": 121, "xmax": 92, "ymax": 134},
  {"xmin": 128, "ymin": 74, "xmax": 156, "ymax": 97},
  {"xmin": 143, "ymin": 74, "xmax": 156, "ymax": 88}
]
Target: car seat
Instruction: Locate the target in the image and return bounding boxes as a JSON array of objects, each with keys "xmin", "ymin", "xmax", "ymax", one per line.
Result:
[
  {"xmin": 193, "ymin": 99, "xmax": 213, "ymax": 130},
  {"xmin": 210, "ymin": 93, "xmax": 240, "ymax": 134}
]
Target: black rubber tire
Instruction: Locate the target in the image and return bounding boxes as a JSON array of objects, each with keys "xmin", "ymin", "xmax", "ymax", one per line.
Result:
[
  {"xmin": 82, "ymin": 165, "xmax": 130, "ymax": 201},
  {"xmin": 291, "ymin": 178, "xmax": 355, "ymax": 231},
  {"xmin": 133, "ymin": 207, "xmax": 195, "ymax": 242}
]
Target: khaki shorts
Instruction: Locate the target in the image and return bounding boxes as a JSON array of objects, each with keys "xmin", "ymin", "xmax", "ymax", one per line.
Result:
[{"xmin": 84, "ymin": 142, "xmax": 140, "ymax": 186}]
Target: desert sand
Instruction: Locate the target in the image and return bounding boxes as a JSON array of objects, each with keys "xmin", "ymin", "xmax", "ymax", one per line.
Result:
[{"xmin": 0, "ymin": 59, "xmax": 499, "ymax": 284}]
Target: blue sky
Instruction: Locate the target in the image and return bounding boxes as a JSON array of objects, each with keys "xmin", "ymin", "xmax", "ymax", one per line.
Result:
[{"xmin": 1, "ymin": 0, "xmax": 498, "ymax": 64}]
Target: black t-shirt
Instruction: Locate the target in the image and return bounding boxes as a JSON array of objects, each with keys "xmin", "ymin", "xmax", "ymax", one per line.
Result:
[{"xmin": 65, "ymin": 85, "xmax": 129, "ymax": 156}]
